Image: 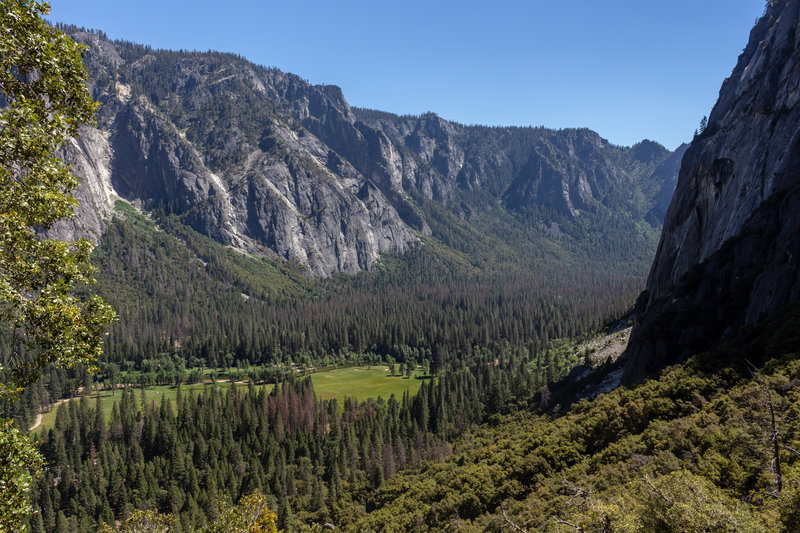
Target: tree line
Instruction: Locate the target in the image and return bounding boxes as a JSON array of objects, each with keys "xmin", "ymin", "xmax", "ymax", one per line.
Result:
[{"xmin": 29, "ymin": 354, "xmax": 544, "ymax": 532}]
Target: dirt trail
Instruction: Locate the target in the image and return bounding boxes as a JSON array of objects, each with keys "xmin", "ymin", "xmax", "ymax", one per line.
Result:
[
  {"xmin": 28, "ymin": 395, "xmax": 83, "ymax": 432},
  {"xmin": 29, "ymin": 412, "xmax": 43, "ymax": 431}
]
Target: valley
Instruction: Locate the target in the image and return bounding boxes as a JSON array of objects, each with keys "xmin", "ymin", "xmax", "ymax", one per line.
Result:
[{"xmin": 2, "ymin": 0, "xmax": 800, "ymax": 532}]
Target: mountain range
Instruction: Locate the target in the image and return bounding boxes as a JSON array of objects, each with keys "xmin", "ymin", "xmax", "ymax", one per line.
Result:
[
  {"xmin": 54, "ymin": 26, "xmax": 686, "ymax": 277},
  {"xmin": 54, "ymin": 7, "xmax": 800, "ymax": 400}
]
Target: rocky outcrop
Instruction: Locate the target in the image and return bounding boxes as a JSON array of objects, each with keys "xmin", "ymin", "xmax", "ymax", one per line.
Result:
[
  {"xmin": 355, "ymin": 111, "xmax": 678, "ymax": 221},
  {"xmin": 60, "ymin": 33, "xmax": 420, "ymax": 276},
  {"xmin": 623, "ymin": 0, "xmax": 800, "ymax": 384},
  {"xmin": 57, "ymin": 28, "xmax": 683, "ymax": 276},
  {"xmin": 48, "ymin": 126, "xmax": 118, "ymax": 243}
]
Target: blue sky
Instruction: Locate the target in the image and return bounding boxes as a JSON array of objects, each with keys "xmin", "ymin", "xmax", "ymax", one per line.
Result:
[{"xmin": 50, "ymin": 0, "xmax": 766, "ymax": 150}]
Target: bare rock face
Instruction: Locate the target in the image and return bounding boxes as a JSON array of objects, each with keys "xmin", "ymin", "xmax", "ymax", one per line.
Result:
[
  {"xmin": 623, "ymin": 1, "xmax": 800, "ymax": 384},
  {"xmin": 58, "ymin": 34, "xmax": 419, "ymax": 276},
  {"xmin": 48, "ymin": 127, "xmax": 117, "ymax": 243},
  {"xmin": 355, "ymin": 112, "xmax": 676, "ymax": 222},
  {"xmin": 56, "ymin": 28, "xmax": 682, "ymax": 277}
]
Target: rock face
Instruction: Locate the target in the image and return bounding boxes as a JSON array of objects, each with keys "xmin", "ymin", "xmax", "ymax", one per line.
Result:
[
  {"xmin": 57, "ymin": 29, "xmax": 682, "ymax": 276},
  {"xmin": 623, "ymin": 0, "xmax": 800, "ymax": 384},
  {"xmin": 58, "ymin": 33, "xmax": 421, "ymax": 276},
  {"xmin": 354, "ymin": 111, "xmax": 674, "ymax": 222}
]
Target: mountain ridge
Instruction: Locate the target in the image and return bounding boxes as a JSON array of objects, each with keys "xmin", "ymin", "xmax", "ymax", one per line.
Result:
[{"xmin": 52, "ymin": 26, "xmax": 683, "ymax": 277}]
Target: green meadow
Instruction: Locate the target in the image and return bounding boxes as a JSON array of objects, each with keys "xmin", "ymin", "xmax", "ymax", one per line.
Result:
[
  {"xmin": 34, "ymin": 365, "xmax": 425, "ymax": 433},
  {"xmin": 309, "ymin": 365, "xmax": 425, "ymax": 403}
]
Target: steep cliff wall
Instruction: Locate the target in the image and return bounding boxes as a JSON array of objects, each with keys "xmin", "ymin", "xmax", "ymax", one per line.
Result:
[
  {"xmin": 623, "ymin": 0, "xmax": 800, "ymax": 384},
  {"xmin": 56, "ymin": 29, "xmax": 681, "ymax": 277}
]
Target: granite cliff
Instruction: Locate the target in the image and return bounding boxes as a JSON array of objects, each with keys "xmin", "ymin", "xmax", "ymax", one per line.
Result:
[
  {"xmin": 54, "ymin": 28, "xmax": 682, "ymax": 276},
  {"xmin": 623, "ymin": 0, "xmax": 800, "ymax": 384}
]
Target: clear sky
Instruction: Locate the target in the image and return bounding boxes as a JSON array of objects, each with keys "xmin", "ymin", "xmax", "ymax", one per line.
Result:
[{"xmin": 49, "ymin": 0, "xmax": 766, "ymax": 150}]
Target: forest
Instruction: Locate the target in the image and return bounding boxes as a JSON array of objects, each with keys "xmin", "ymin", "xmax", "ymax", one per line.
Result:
[
  {"xmin": 0, "ymin": 198, "xmax": 651, "ymax": 532},
  {"xmin": 13, "ymin": 202, "xmax": 800, "ymax": 532},
  {"xmin": 25, "ymin": 306, "xmax": 800, "ymax": 532},
  {"xmin": 2, "ymin": 197, "xmax": 642, "ymax": 430}
]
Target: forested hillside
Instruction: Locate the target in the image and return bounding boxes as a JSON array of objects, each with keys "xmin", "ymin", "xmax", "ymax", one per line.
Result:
[
  {"xmin": 346, "ymin": 308, "xmax": 800, "ymax": 531},
  {"xmin": 2, "ymin": 199, "xmax": 639, "ymax": 431},
  {"xmin": 26, "ymin": 306, "xmax": 800, "ymax": 532}
]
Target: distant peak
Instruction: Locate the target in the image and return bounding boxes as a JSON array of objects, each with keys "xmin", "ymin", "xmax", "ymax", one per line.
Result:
[{"xmin": 631, "ymin": 139, "xmax": 668, "ymax": 162}]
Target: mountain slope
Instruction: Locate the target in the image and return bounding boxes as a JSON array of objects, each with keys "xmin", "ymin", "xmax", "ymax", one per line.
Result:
[
  {"xmin": 52, "ymin": 27, "xmax": 681, "ymax": 277},
  {"xmin": 624, "ymin": 0, "xmax": 800, "ymax": 384},
  {"xmin": 334, "ymin": 307, "xmax": 800, "ymax": 532}
]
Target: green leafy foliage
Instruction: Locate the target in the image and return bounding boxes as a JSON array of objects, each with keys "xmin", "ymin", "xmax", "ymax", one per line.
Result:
[
  {"xmin": 338, "ymin": 312, "xmax": 800, "ymax": 532},
  {"xmin": 0, "ymin": 419, "xmax": 44, "ymax": 531},
  {"xmin": 0, "ymin": 1, "xmax": 115, "ymax": 394},
  {"xmin": 200, "ymin": 492, "xmax": 279, "ymax": 533},
  {"xmin": 96, "ymin": 492, "xmax": 279, "ymax": 533},
  {"xmin": 0, "ymin": 2, "xmax": 115, "ymax": 531},
  {"xmin": 97, "ymin": 510, "xmax": 174, "ymax": 533}
]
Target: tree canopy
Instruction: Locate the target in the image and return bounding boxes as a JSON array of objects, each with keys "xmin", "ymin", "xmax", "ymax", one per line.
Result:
[
  {"xmin": 0, "ymin": 1, "xmax": 115, "ymax": 529},
  {"xmin": 0, "ymin": 0, "xmax": 115, "ymax": 395}
]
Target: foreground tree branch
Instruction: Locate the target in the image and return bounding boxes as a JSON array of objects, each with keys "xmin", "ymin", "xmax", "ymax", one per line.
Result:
[{"xmin": 0, "ymin": 1, "xmax": 116, "ymax": 529}]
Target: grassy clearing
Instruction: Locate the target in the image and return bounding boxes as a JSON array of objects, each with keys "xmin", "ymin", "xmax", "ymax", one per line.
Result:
[
  {"xmin": 310, "ymin": 366, "xmax": 425, "ymax": 403},
  {"xmin": 35, "ymin": 365, "xmax": 425, "ymax": 433},
  {"xmin": 35, "ymin": 381, "xmax": 267, "ymax": 434}
]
